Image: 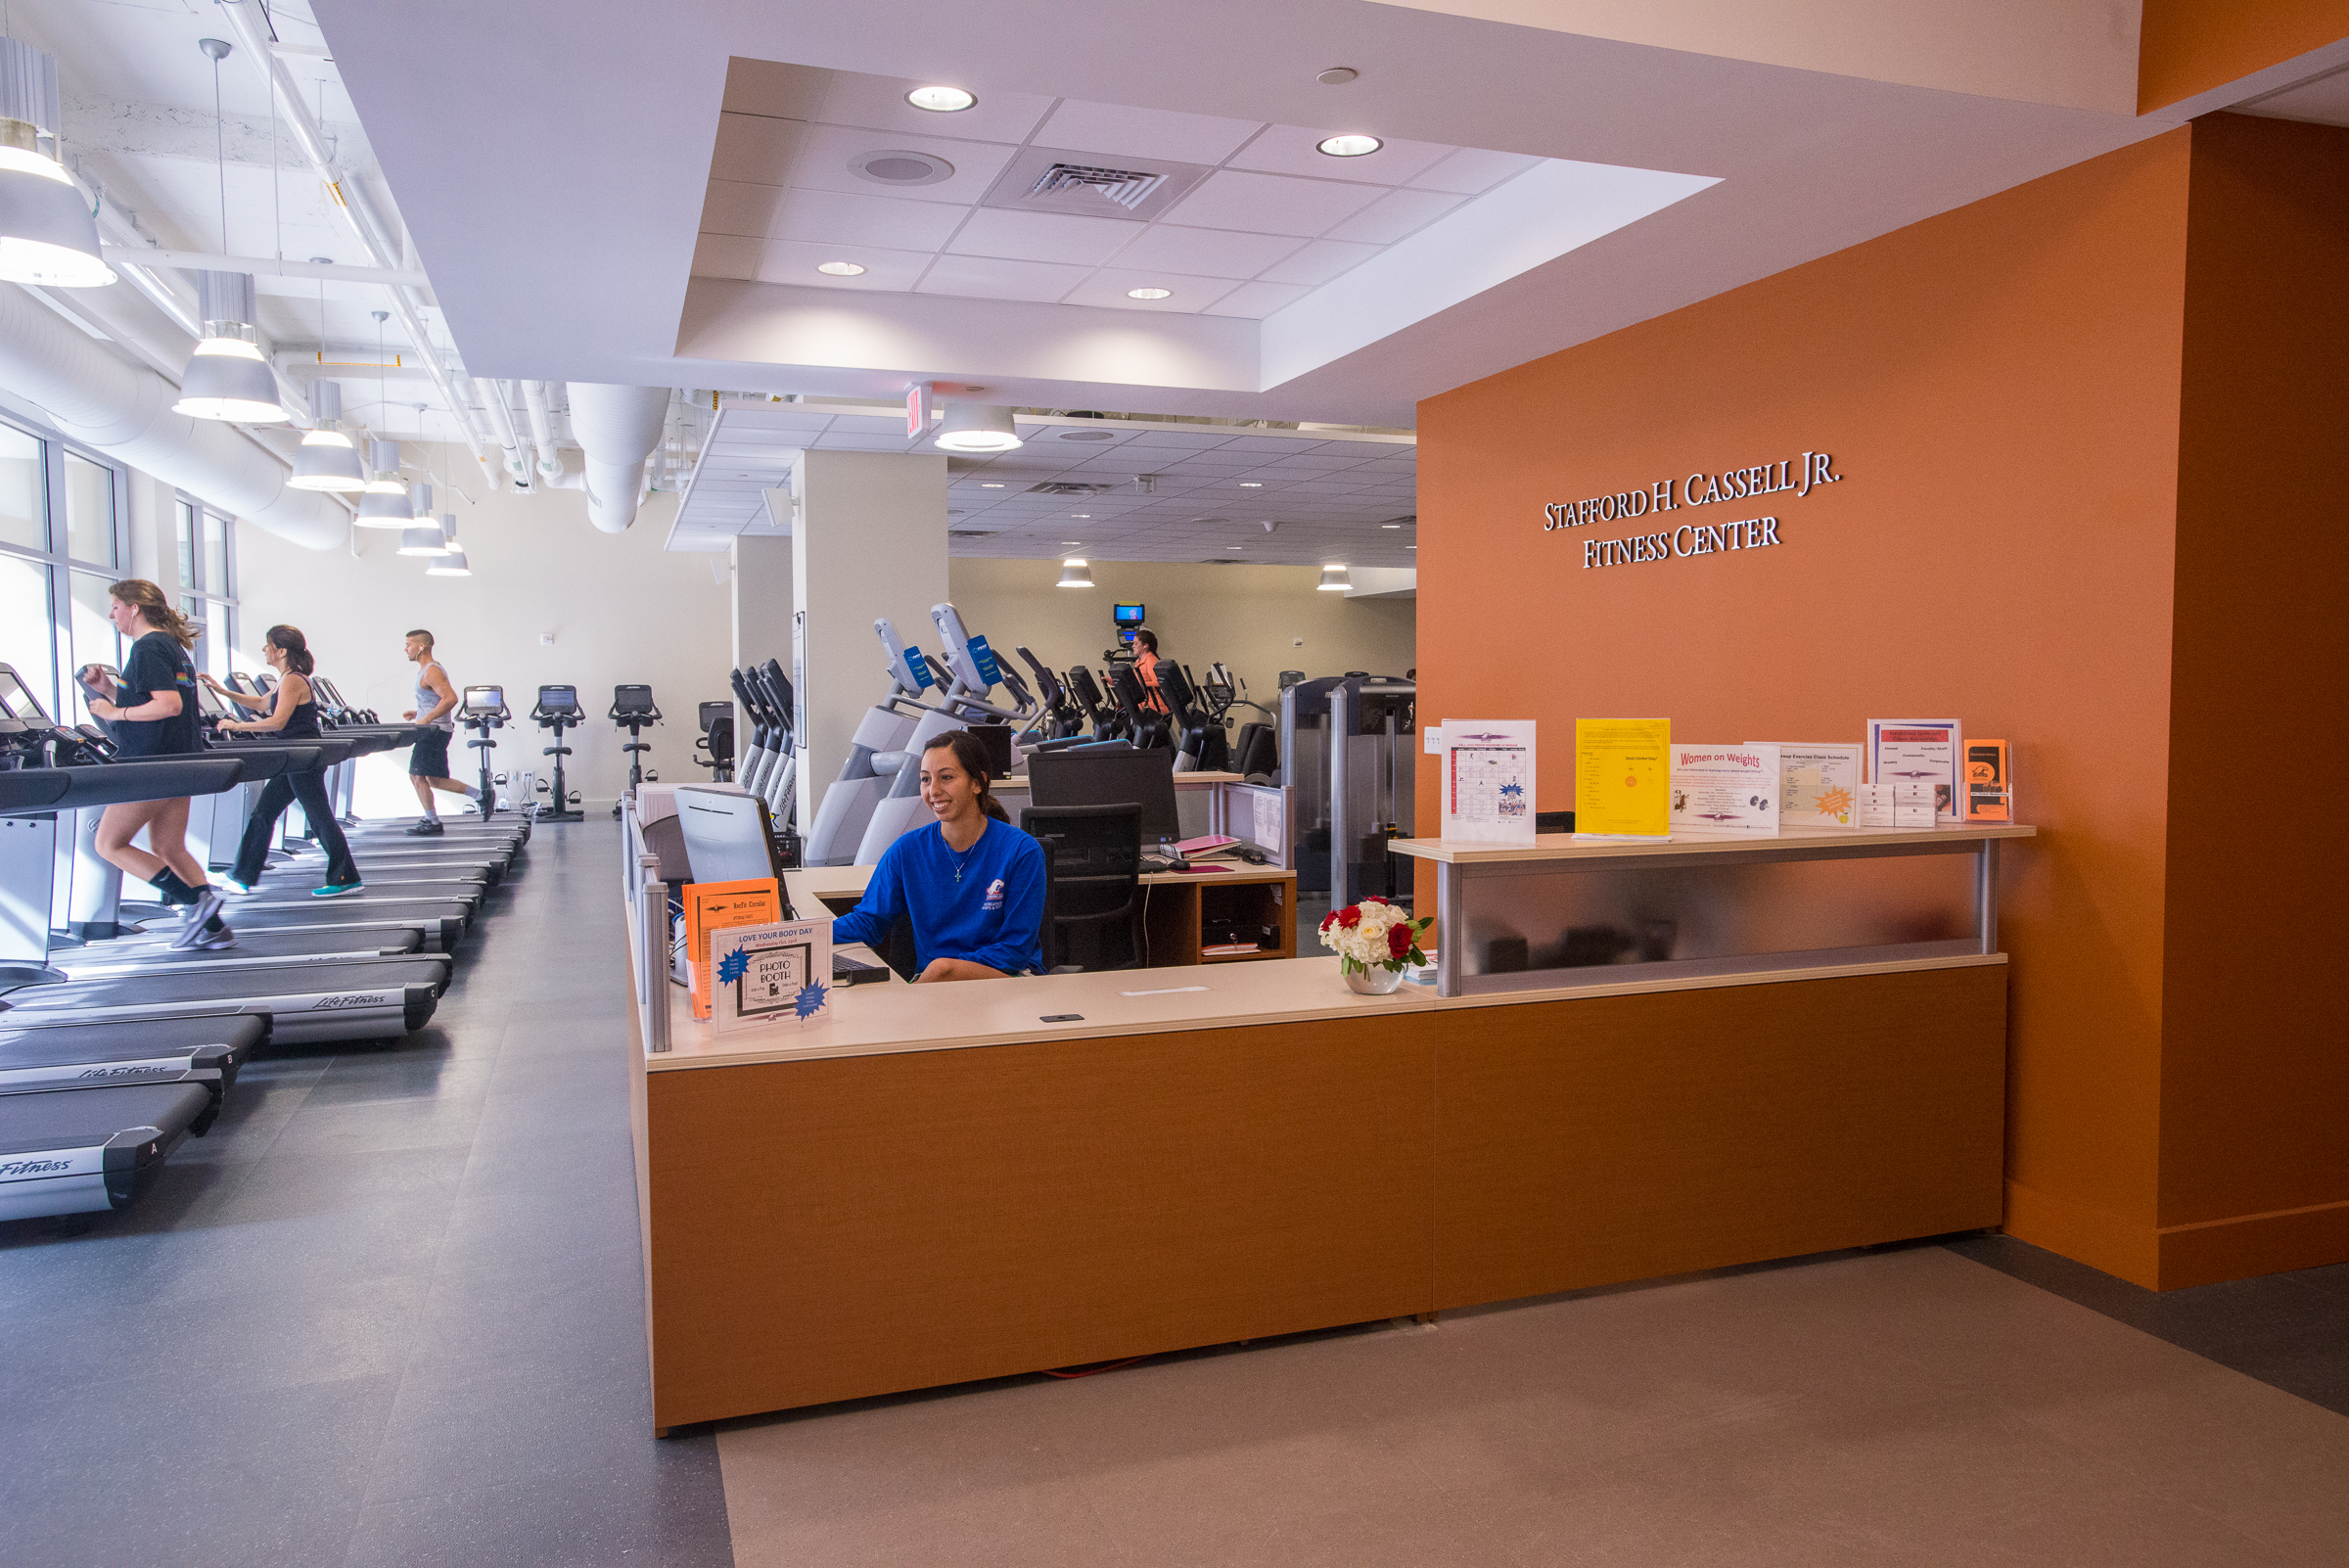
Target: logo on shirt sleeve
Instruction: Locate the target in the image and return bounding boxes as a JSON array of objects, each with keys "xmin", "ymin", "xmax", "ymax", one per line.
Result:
[{"xmin": 983, "ymin": 877, "xmax": 1005, "ymax": 912}]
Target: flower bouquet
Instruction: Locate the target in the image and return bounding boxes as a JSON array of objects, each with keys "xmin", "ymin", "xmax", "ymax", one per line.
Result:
[{"xmin": 1317, "ymin": 896, "xmax": 1434, "ymax": 994}]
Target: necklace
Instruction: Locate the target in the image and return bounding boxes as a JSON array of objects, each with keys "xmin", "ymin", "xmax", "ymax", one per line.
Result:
[{"xmin": 945, "ymin": 821, "xmax": 984, "ymax": 883}]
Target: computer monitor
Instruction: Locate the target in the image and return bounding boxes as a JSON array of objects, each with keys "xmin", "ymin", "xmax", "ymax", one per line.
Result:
[
  {"xmin": 462, "ymin": 684, "xmax": 505, "ymax": 714},
  {"xmin": 1113, "ymin": 603, "xmax": 1145, "ymax": 626},
  {"xmin": 1027, "ymin": 745, "xmax": 1181, "ymax": 842},
  {"xmin": 673, "ymin": 786, "xmax": 788, "ymax": 892}
]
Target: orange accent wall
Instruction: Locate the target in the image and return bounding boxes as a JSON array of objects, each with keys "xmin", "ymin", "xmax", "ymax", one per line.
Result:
[
  {"xmin": 2157, "ymin": 114, "xmax": 2349, "ymax": 1277},
  {"xmin": 1418, "ymin": 117, "xmax": 2349, "ymax": 1290},
  {"xmin": 2139, "ymin": 0, "xmax": 2349, "ymax": 112},
  {"xmin": 1419, "ymin": 132, "xmax": 2193, "ymax": 1286}
]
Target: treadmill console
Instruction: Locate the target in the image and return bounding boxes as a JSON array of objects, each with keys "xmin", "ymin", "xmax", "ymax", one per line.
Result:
[
  {"xmin": 1112, "ymin": 602, "xmax": 1145, "ymax": 646},
  {"xmin": 0, "ymin": 664, "xmax": 44, "ymax": 733}
]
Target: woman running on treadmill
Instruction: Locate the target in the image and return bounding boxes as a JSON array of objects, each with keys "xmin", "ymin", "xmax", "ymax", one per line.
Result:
[
  {"xmin": 829, "ymin": 730, "xmax": 1045, "ymax": 983},
  {"xmin": 399, "ymin": 628, "xmax": 481, "ymax": 835},
  {"xmin": 77, "ymin": 578, "xmax": 229, "ymax": 950},
  {"xmin": 1131, "ymin": 628, "xmax": 1170, "ymax": 715},
  {"xmin": 205, "ymin": 625, "xmax": 363, "ymax": 899}
]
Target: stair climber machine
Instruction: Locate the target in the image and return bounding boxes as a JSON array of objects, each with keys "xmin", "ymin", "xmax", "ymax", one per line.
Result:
[
  {"xmin": 530, "ymin": 685, "xmax": 585, "ymax": 822},
  {"xmin": 728, "ymin": 667, "xmax": 774, "ymax": 803},
  {"xmin": 694, "ymin": 701, "xmax": 735, "ymax": 783},
  {"xmin": 1103, "ymin": 664, "xmax": 1172, "ymax": 752},
  {"xmin": 1155, "ymin": 662, "xmax": 1231, "ymax": 773},
  {"xmin": 751, "ymin": 660, "xmax": 801, "ymax": 842},
  {"xmin": 1062, "ymin": 665, "xmax": 1118, "ymax": 743},
  {"xmin": 804, "ymin": 604, "xmax": 1038, "ymax": 866},
  {"xmin": 609, "ymin": 685, "xmax": 662, "ymax": 819},
  {"xmin": 1013, "ymin": 649, "xmax": 1092, "ymax": 750}
]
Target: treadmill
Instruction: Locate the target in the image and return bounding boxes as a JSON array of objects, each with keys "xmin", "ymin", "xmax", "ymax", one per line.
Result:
[
  {"xmin": 0, "ymin": 1081, "xmax": 216, "ymax": 1219},
  {"xmin": 1, "ymin": 1013, "xmax": 270, "ymax": 1132}
]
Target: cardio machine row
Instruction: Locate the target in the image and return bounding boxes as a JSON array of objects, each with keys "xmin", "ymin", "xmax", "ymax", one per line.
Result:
[{"xmin": 0, "ymin": 643, "xmax": 530, "ymax": 1225}]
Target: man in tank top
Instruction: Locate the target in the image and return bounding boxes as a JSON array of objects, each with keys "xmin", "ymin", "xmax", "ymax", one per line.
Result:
[{"xmin": 401, "ymin": 629, "xmax": 483, "ymax": 835}]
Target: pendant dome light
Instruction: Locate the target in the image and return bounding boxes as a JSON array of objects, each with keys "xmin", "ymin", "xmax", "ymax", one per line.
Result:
[
  {"xmin": 0, "ymin": 40, "xmax": 115, "ymax": 287},
  {"xmin": 425, "ymin": 515, "xmax": 470, "ymax": 576},
  {"xmin": 289, "ymin": 378, "xmax": 366, "ymax": 490},
  {"xmin": 173, "ymin": 43, "xmax": 288, "ymax": 423},
  {"xmin": 933, "ymin": 403, "xmax": 1023, "ymax": 453},
  {"xmin": 397, "ymin": 517, "xmax": 449, "ymax": 556},
  {"xmin": 1316, "ymin": 564, "xmax": 1352, "ymax": 591},
  {"xmin": 354, "ymin": 440, "xmax": 413, "ymax": 527},
  {"xmin": 1056, "ymin": 558, "xmax": 1093, "ymax": 588}
]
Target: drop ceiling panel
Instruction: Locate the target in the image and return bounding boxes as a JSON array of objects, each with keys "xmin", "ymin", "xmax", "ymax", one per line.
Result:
[
  {"xmin": 692, "ymin": 232, "xmax": 761, "ymax": 279},
  {"xmin": 701, "ymin": 178, "xmax": 788, "ymax": 238},
  {"xmin": 815, "ymin": 74, "xmax": 1059, "ymax": 144},
  {"xmin": 786, "ymin": 123, "xmax": 1022, "ymax": 205},
  {"xmin": 915, "ymin": 253, "xmax": 1096, "ymax": 301},
  {"xmin": 1408, "ymin": 147, "xmax": 1546, "ymax": 195},
  {"xmin": 1166, "ymin": 169, "xmax": 1386, "ymax": 237},
  {"xmin": 1225, "ymin": 125, "xmax": 1457, "ymax": 185},
  {"xmin": 1252, "ymin": 238, "xmax": 1382, "ymax": 286},
  {"xmin": 712, "ymin": 113, "xmax": 808, "ymax": 184},
  {"xmin": 945, "ymin": 207, "xmax": 1146, "ymax": 265},
  {"xmin": 1059, "ymin": 270, "xmax": 1241, "ymax": 313},
  {"xmin": 1323, "ymin": 188, "xmax": 1469, "ymax": 245},
  {"xmin": 1103, "ymin": 224, "xmax": 1304, "ymax": 280},
  {"xmin": 768, "ymin": 187, "xmax": 967, "ymax": 249},
  {"xmin": 753, "ymin": 239, "xmax": 933, "ymax": 289},
  {"xmin": 1032, "ymin": 99, "xmax": 1263, "ymax": 165},
  {"xmin": 1204, "ymin": 280, "xmax": 1313, "ymax": 319}
]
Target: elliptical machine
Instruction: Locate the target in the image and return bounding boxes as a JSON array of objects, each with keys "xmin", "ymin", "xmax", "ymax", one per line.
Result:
[
  {"xmin": 530, "ymin": 684, "xmax": 585, "ymax": 822},
  {"xmin": 608, "ymin": 684, "xmax": 662, "ymax": 818},
  {"xmin": 459, "ymin": 684, "xmax": 509, "ymax": 817}
]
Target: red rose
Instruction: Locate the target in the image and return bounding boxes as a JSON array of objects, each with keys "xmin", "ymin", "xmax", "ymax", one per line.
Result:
[
  {"xmin": 1387, "ymin": 924, "xmax": 1413, "ymax": 959},
  {"xmin": 1336, "ymin": 906, "xmax": 1361, "ymax": 929},
  {"xmin": 1318, "ymin": 911, "xmax": 1335, "ymax": 933}
]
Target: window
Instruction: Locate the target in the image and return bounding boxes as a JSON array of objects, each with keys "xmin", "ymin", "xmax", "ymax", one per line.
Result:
[
  {"xmin": 0, "ymin": 416, "xmax": 127, "ymax": 724},
  {"xmin": 175, "ymin": 497, "xmax": 238, "ymax": 681}
]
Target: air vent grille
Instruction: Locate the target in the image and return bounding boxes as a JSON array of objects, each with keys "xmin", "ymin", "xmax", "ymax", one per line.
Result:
[
  {"xmin": 1030, "ymin": 162, "xmax": 1166, "ymax": 210},
  {"xmin": 947, "ymin": 529, "xmax": 997, "ymax": 538},
  {"xmin": 1026, "ymin": 482, "xmax": 1116, "ymax": 495}
]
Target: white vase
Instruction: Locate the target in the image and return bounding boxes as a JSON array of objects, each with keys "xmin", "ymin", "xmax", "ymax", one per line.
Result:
[{"xmin": 1344, "ymin": 963, "xmax": 1406, "ymax": 995}]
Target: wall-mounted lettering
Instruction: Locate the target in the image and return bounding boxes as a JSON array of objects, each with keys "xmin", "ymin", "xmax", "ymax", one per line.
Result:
[{"xmin": 1544, "ymin": 450, "xmax": 1843, "ymax": 570}]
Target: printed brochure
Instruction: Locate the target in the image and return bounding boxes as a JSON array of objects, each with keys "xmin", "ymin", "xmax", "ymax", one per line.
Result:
[{"xmin": 1671, "ymin": 743, "xmax": 1781, "ymax": 835}]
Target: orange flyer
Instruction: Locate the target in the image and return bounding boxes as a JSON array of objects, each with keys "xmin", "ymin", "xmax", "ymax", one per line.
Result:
[{"xmin": 682, "ymin": 877, "xmax": 783, "ymax": 1020}]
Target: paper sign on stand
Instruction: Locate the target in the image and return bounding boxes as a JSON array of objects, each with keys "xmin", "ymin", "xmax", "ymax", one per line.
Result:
[
  {"xmin": 1758, "ymin": 742, "xmax": 1863, "ymax": 828},
  {"xmin": 1671, "ymin": 744, "xmax": 1781, "ymax": 834},
  {"xmin": 1868, "ymin": 718, "xmax": 1962, "ymax": 821},
  {"xmin": 683, "ymin": 877, "xmax": 784, "ymax": 1020},
  {"xmin": 1440, "ymin": 720, "xmax": 1536, "ymax": 843},
  {"xmin": 1574, "ymin": 718, "xmax": 1671, "ymax": 840},
  {"xmin": 709, "ymin": 918, "xmax": 833, "ymax": 1036},
  {"xmin": 1965, "ymin": 740, "xmax": 2012, "ymax": 821}
]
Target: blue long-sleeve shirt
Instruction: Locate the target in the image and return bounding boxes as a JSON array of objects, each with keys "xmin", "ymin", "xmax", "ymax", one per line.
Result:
[{"xmin": 832, "ymin": 817, "xmax": 1046, "ymax": 976}]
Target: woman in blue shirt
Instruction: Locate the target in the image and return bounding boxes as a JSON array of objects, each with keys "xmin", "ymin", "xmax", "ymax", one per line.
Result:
[{"xmin": 832, "ymin": 729, "xmax": 1044, "ymax": 982}]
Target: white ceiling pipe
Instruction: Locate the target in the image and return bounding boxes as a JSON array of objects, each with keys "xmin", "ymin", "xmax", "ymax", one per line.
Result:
[
  {"xmin": 519, "ymin": 379, "xmax": 564, "ymax": 479},
  {"xmin": 564, "ymin": 383, "xmax": 670, "ymax": 533},
  {"xmin": 472, "ymin": 376, "xmax": 527, "ymax": 484},
  {"xmin": 212, "ymin": 0, "xmax": 485, "ymax": 480},
  {"xmin": 0, "ymin": 281, "xmax": 343, "ymax": 548},
  {"xmin": 98, "ymin": 247, "xmax": 428, "ymax": 289}
]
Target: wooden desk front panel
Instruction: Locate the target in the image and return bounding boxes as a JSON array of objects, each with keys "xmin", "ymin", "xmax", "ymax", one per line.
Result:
[
  {"xmin": 1433, "ymin": 966, "xmax": 2006, "ymax": 1311},
  {"xmin": 646, "ymin": 1014, "xmax": 1437, "ymax": 1425}
]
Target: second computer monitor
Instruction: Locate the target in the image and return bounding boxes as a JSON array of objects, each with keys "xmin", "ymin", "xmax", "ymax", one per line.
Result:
[{"xmin": 1027, "ymin": 745, "xmax": 1180, "ymax": 842}]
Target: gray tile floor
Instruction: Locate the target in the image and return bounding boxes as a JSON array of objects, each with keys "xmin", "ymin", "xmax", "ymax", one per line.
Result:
[{"xmin": 0, "ymin": 820, "xmax": 731, "ymax": 1568}]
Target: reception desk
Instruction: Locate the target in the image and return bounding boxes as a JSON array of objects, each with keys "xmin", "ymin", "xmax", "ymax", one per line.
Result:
[{"xmin": 622, "ymin": 819, "xmax": 2028, "ymax": 1431}]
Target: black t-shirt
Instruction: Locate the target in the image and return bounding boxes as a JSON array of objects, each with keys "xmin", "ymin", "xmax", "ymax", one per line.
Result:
[{"xmin": 112, "ymin": 629, "xmax": 202, "ymax": 758}]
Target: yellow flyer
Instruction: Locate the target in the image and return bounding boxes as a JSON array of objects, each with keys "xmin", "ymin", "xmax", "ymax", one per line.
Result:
[{"xmin": 1574, "ymin": 718, "xmax": 1671, "ymax": 839}]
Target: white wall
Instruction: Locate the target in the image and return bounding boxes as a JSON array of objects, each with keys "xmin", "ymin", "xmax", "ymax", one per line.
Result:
[
  {"xmin": 234, "ymin": 446, "xmax": 731, "ymax": 808},
  {"xmin": 943, "ymin": 558, "xmax": 1418, "ymax": 721}
]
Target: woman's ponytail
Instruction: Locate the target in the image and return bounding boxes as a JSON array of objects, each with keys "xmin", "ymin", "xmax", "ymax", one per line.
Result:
[
  {"xmin": 106, "ymin": 578, "xmax": 198, "ymax": 650},
  {"xmin": 264, "ymin": 624, "xmax": 316, "ymax": 675}
]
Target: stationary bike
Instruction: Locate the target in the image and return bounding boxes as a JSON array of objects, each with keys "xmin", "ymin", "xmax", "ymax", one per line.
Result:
[
  {"xmin": 609, "ymin": 684, "xmax": 662, "ymax": 818},
  {"xmin": 530, "ymin": 684, "xmax": 585, "ymax": 822},
  {"xmin": 693, "ymin": 700, "xmax": 735, "ymax": 783},
  {"xmin": 459, "ymin": 684, "xmax": 509, "ymax": 817}
]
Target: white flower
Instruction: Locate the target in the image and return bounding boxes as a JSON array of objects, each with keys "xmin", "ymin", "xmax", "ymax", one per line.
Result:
[{"xmin": 1317, "ymin": 899, "xmax": 1427, "ymax": 970}]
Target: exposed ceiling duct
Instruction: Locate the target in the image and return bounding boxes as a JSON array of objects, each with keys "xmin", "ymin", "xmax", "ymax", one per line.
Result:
[
  {"xmin": 564, "ymin": 383, "xmax": 669, "ymax": 533},
  {"xmin": 0, "ymin": 282, "xmax": 344, "ymax": 549}
]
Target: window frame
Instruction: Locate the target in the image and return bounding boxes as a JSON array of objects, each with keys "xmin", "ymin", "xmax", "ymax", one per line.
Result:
[
  {"xmin": 173, "ymin": 494, "xmax": 240, "ymax": 680},
  {"xmin": 0, "ymin": 413, "xmax": 130, "ymax": 722}
]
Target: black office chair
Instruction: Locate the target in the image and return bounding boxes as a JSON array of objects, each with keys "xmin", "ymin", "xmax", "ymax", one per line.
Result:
[{"xmin": 1020, "ymin": 803, "xmax": 1144, "ymax": 973}]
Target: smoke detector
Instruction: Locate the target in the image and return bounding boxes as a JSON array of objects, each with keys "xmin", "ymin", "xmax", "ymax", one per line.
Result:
[
  {"xmin": 850, "ymin": 149, "xmax": 956, "ymax": 187},
  {"xmin": 981, "ymin": 146, "xmax": 1212, "ymax": 221}
]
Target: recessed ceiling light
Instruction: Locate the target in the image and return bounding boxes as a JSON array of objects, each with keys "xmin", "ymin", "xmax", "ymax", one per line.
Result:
[
  {"xmin": 816, "ymin": 261, "xmax": 866, "ymax": 276},
  {"xmin": 905, "ymin": 85, "xmax": 976, "ymax": 113},
  {"xmin": 1317, "ymin": 134, "xmax": 1383, "ymax": 158},
  {"xmin": 1238, "ymin": 482, "xmax": 1264, "ymax": 487},
  {"xmin": 1381, "ymin": 523, "xmax": 1402, "ymax": 529},
  {"xmin": 979, "ymin": 482, "xmax": 1005, "ymax": 487},
  {"xmin": 1406, "ymin": 544, "xmax": 1417, "ymax": 549},
  {"xmin": 1126, "ymin": 287, "xmax": 1173, "ymax": 300},
  {"xmin": 1060, "ymin": 430, "xmax": 1116, "ymax": 441},
  {"xmin": 1072, "ymin": 514, "xmax": 1092, "ymax": 519}
]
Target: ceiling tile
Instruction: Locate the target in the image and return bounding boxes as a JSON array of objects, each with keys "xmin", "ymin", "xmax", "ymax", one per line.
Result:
[
  {"xmin": 945, "ymin": 208, "xmax": 1145, "ymax": 266},
  {"xmin": 1323, "ymin": 187, "xmax": 1467, "ymax": 245},
  {"xmin": 914, "ymin": 254, "xmax": 1096, "ymax": 302},
  {"xmin": 691, "ymin": 232, "xmax": 761, "ymax": 280},
  {"xmin": 1407, "ymin": 147, "xmax": 1544, "ymax": 195},
  {"xmin": 1221, "ymin": 436, "xmax": 1321, "ymax": 452},
  {"xmin": 1101, "ymin": 224, "xmax": 1303, "ymax": 280},
  {"xmin": 721, "ymin": 59, "xmax": 830, "ymax": 117},
  {"xmin": 1060, "ymin": 270, "xmax": 1241, "ymax": 313},
  {"xmin": 1116, "ymin": 430, "xmax": 1240, "ymax": 450},
  {"xmin": 1165, "ymin": 169, "xmax": 1384, "ymax": 237},
  {"xmin": 1201, "ymin": 280, "xmax": 1313, "ymax": 319},
  {"xmin": 1224, "ymin": 125, "xmax": 1456, "ymax": 186},
  {"xmin": 711, "ymin": 113, "xmax": 808, "ymax": 187},
  {"xmin": 700, "ymin": 178, "xmax": 786, "ymax": 238},
  {"xmin": 752, "ymin": 240, "xmax": 929, "ymax": 290},
  {"xmin": 1034, "ymin": 100, "xmax": 1263, "ymax": 164},
  {"xmin": 1253, "ymin": 238, "xmax": 1381, "ymax": 286},
  {"xmin": 814, "ymin": 74, "xmax": 1057, "ymax": 145},
  {"xmin": 769, "ymin": 188, "xmax": 966, "ymax": 249},
  {"xmin": 786, "ymin": 123, "xmax": 1021, "ymax": 206}
]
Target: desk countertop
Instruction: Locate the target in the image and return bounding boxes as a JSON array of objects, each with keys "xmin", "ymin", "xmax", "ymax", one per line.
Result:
[
  {"xmin": 1389, "ymin": 822, "xmax": 2037, "ymax": 864},
  {"xmin": 787, "ymin": 860, "xmax": 1293, "ymax": 909}
]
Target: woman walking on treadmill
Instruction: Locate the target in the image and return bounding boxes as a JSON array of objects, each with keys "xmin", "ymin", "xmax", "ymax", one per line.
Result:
[
  {"xmin": 205, "ymin": 625, "xmax": 362, "ymax": 899},
  {"xmin": 77, "ymin": 578, "xmax": 229, "ymax": 949}
]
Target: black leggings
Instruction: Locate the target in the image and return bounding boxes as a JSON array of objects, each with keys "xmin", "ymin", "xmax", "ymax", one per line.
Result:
[{"xmin": 231, "ymin": 768, "xmax": 357, "ymax": 888}]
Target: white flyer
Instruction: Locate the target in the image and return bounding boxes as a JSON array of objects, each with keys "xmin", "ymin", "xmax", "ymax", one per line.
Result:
[
  {"xmin": 1868, "ymin": 718, "xmax": 1962, "ymax": 822},
  {"xmin": 1441, "ymin": 719, "xmax": 1537, "ymax": 844},
  {"xmin": 1754, "ymin": 741, "xmax": 1863, "ymax": 829},
  {"xmin": 709, "ymin": 918, "xmax": 833, "ymax": 1036},
  {"xmin": 1669, "ymin": 743, "xmax": 1781, "ymax": 835}
]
